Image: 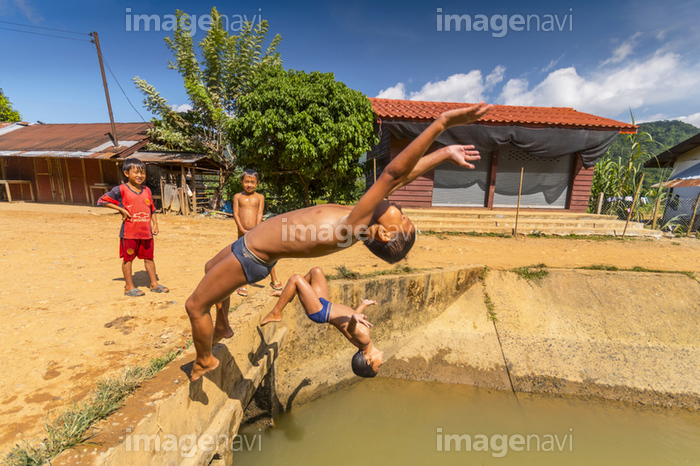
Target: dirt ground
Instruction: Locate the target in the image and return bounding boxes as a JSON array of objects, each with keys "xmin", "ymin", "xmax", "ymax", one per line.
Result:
[{"xmin": 1, "ymin": 203, "xmax": 699, "ymax": 455}]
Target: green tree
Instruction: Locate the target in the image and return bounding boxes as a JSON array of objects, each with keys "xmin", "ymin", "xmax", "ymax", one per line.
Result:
[
  {"xmin": 0, "ymin": 88, "xmax": 21, "ymax": 122},
  {"xmin": 133, "ymin": 7, "xmax": 281, "ymax": 205},
  {"xmin": 229, "ymin": 67, "xmax": 379, "ymax": 210}
]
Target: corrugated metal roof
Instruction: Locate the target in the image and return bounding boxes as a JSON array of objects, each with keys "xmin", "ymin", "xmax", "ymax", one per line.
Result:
[
  {"xmin": 0, "ymin": 122, "xmax": 152, "ymax": 152},
  {"xmin": 130, "ymin": 151, "xmax": 215, "ymax": 165},
  {"xmin": 369, "ymin": 98, "xmax": 638, "ymax": 133},
  {"xmin": 656, "ymin": 161, "xmax": 700, "ymax": 187}
]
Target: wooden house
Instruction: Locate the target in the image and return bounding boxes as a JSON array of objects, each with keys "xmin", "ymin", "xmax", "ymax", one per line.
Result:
[{"xmin": 367, "ymin": 98, "xmax": 637, "ymax": 212}]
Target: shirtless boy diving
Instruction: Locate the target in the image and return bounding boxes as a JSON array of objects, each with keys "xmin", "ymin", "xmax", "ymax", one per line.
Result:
[{"xmin": 185, "ymin": 102, "xmax": 492, "ymax": 381}]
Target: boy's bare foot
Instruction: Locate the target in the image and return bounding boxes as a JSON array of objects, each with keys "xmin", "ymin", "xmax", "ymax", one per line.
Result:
[
  {"xmin": 190, "ymin": 356, "xmax": 220, "ymax": 382},
  {"xmin": 212, "ymin": 326, "xmax": 234, "ymax": 346},
  {"xmin": 270, "ymin": 290, "xmax": 282, "ymax": 297},
  {"xmin": 260, "ymin": 310, "xmax": 282, "ymax": 326}
]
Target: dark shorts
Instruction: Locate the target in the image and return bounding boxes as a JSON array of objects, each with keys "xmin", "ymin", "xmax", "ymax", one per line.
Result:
[
  {"xmin": 231, "ymin": 235, "xmax": 277, "ymax": 284},
  {"xmin": 307, "ymin": 297, "xmax": 332, "ymax": 324},
  {"xmin": 120, "ymin": 238, "xmax": 154, "ymax": 261}
]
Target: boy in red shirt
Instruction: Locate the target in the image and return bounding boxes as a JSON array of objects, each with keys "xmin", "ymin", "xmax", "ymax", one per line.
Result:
[{"xmin": 98, "ymin": 158, "xmax": 169, "ymax": 297}]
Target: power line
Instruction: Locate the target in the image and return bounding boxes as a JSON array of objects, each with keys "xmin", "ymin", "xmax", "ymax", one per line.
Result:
[
  {"xmin": 0, "ymin": 25, "xmax": 91, "ymax": 42},
  {"xmin": 91, "ymin": 43, "xmax": 147, "ymax": 123},
  {"xmin": 0, "ymin": 19, "xmax": 88, "ymax": 36}
]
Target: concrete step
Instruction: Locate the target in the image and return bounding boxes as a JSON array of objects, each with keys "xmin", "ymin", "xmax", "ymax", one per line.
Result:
[
  {"xmin": 414, "ymin": 223, "xmax": 660, "ymax": 237},
  {"xmin": 411, "ymin": 218, "xmax": 647, "ymax": 230},
  {"xmin": 401, "ymin": 207, "xmax": 658, "ymax": 236},
  {"xmin": 403, "ymin": 208, "xmax": 618, "ymax": 222}
]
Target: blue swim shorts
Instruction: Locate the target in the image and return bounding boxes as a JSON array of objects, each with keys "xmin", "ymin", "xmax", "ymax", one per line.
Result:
[
  {"xmin": 231, "ymin": 235, "xmax": 277, "ymax": 284},
  {"xmin": 307, "ymin": 297, "xmax": 332, "ymax": 324}
]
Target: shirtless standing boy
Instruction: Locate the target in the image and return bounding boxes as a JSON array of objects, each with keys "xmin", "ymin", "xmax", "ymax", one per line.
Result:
[
  {"xmin": 232, "ymin": 169, "xmax": 282, "ymax": 297},
  {"xmin": 186, "ymin": 103, "xmax": 492, "ymax": 381}
]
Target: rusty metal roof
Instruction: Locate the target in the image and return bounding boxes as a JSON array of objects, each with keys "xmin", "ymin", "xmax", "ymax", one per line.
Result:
[
  {"xmin": 654, "ymin": 162, "xmax": 700, "ymax": 188},
  {"xmin": 0, "ymin": 122, "xmax": 152, "ymax": 158},
  {"xmin": 369, "ymin": 98, "xmax": 639, "ymax": 133},
  {"xmin": 129, "ymin": 151, "xmax": 222, "ymax": 168}
]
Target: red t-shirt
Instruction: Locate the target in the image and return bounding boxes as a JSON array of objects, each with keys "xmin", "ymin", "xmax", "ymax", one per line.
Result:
[{"xmin": 98, "ymin": 184, "xmax": 155, "ymax": 239}]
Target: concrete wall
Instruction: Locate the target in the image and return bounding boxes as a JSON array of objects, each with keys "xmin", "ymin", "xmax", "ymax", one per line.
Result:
[{"xmin": 52, "ymin": 266, "xmax": 700, "ymax": 465}]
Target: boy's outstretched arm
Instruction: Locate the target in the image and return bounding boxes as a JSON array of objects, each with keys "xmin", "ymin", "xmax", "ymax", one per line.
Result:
[{"xmin": 347, "ymin": 102, "xmax": 492, "ymax": 226}]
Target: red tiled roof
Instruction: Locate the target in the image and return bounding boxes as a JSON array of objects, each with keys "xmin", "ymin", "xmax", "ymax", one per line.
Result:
[{"xmin": 369, "ymin": 98, "xmax": 638, "ymax": 133}]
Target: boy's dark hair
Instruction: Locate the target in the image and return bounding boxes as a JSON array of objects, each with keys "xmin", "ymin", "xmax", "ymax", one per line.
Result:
[
  {"xmin": 362, "ymin": 228, "xmax": 416, "ymax": 264},
  {"xmin": 122, "ymin": 158, "xmax": 146, "ymax": 175},
  {"xmin": 351, "ymin": 350, "xmax": 378, "ymax": 378},
  {"xmin": 241, "ymin": 169, "xmax": 259, "ymax": 182}
]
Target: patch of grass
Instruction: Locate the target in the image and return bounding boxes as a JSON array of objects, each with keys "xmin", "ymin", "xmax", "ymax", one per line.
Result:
[
  {"xmin": 479, "ymin": 266, "xmax": 490, "ymax": 282},
  {"xmin": 2, "ymin": 342, "xmax": 192, "ymax": 466},
  {"xmin": 326, "ymin": 264, "xmax": 424, "ymax": 281},
  {"xmin": 578, "ymin": 264, "xmax": 620, "ymax": 271},
  {"xmin": 483, "ymin": 291, "xmax": 497, "ymax": 321},
  {"xmin": 576, "ymin": 265, "xmax": 695, "ymax": 279},
  {"xmin": 335, "ymin": 265, "xmax": 361, "ymax": 280},
  {"xmin": 422, "ymin": 230, "xmax": 512, "ymax": 238},
  {"xmin": 512, "ymin": 264, "xmax": 549, "ymax": 282}
]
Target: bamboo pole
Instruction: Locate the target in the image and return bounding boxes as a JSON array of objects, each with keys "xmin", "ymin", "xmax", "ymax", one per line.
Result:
[
  {"xmin": 651, "ymin": 190, "xmax": 664, "ymax": 230},
  {"xmin": 514, "ymin": 167, "xmax": 524, "ymax": 236},
  {"xmin": 596, "ymin": 192, "xmax": 604, "ymax": 214},
  {"xmin": 622, "ymin": 173, "xmax": 644, "ymax": 238},
  {"xmin": 686, "ymin": 192, "xmax": 700, "ymax": 238}
]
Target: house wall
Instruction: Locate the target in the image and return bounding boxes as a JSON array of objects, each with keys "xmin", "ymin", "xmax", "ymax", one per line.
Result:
[
  {"xmin": 366, "ymin": 126, "xmax": 597, "ymax": 211},
  {"xmin": 387, "ymin": 138, "xmax": 435, "ymax": 208},
  {"xmin": 568, "ymin": 154, "xmax": 595, "ymax": 212},
  {"xmin": 0, "ymin": 156, "xmax": 128, "ymax": 204},
  {"xmin": 670, "ymin": 147, "xmax": 700, "ymax": 177}
]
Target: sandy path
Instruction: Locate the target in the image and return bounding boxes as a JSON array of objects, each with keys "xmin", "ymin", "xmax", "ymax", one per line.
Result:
[{"xmin": 0, "ymin": 204, "xmax": 698, "ymax": 454}]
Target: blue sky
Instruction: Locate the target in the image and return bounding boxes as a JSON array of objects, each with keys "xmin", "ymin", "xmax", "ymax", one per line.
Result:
[{"xmin": 1, "ymin": 0, "xmax": 699, "ymax": 127}]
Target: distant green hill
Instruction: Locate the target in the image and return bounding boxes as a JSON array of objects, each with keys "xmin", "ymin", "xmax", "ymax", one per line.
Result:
[{"xmin": 605, "ymin": 119, "xmax": 699, "ymax": 187}]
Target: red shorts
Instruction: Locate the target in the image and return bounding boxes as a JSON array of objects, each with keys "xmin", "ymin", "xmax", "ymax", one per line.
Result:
[{"xmin": 120, "ymin": 238, "xmax": 154, "ymax": 262}]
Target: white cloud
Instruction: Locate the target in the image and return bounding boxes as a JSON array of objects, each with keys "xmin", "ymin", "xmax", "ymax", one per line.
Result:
[
  {"xmin": 485, "ymin": 65, "xmax": 506, "ymax": 89},
  {"xmin": 675, "ymin": 112, "xmax": 700, "ymax": 128},
  {"xmin": 542, "ymin": 55, "xmax": 564, "ymax": 73},
  {"xmin": 376, "ymin": 66, "xmax": 505, "ymax": 102},
  {"xmin": 171, "ymin": 104, "xmax": 192, "ymax": 112},
  {"xmin": 601, "ymin": 33, "xmax": 642, "ymax": 66},
  {"xmin": 376, "ymin": 82, "xmax": 407, "ymax": 99},
  {"xmin": 497, "ymin": 51, "xmax": 700, "ymax": 117},
  {"xmin": 2, "ymin": 0, "xmax": 44, "ymax": 23}
]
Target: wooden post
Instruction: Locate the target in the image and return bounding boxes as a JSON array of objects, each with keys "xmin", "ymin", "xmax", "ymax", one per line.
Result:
[
  {"xmin": 159, "ymin": 173, "xmax": 165, "ymax": 214},
  {"xmin": 486, "ymin": 150, "xmax": 499, "ymax": 209},
  {"xmin": 191, "ymin": 166, "xmax": 197, "ymax": 214},
  {"xmin": 180, "ymin": 164, "xmax": 188, "ymax": 216},
  {"xmin": 622, "ymin": 173, "xmax": 644, "ymax": 238},
  {"xmin": 514, "ymin": 167, "xmax": 524, "ymax": 236},
  {"xmin": 686, "ymin": 192, "xmax": 700, "ymax": 238},
  {"xmin": 81, "ymin": 159, "xmax": 90, "ymax": 205},
  {"xmin": 651, "ymin": 189, "xmax": 664, "ymax": 230},
  {"xmin": 596, "ymin": 192, "xmax": 604, "ymax": 214},
  {"xmin": 373, "ymin": 157, "xmax": 377, "ymax": 183},
  {"xmin": 91, "ymin": 31, "xmax": 118, "ymax": 147}
]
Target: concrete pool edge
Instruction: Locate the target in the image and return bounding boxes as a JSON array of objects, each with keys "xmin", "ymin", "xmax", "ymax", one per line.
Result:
[{"xmin": 51, "ymin": 266, "xmax": 700, "ymax": 465}]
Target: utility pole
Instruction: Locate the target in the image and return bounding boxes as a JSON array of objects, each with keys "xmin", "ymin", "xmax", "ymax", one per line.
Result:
[{"xmin": 90, "ymin": 31, "xmax": 118, "ymax": 147}]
